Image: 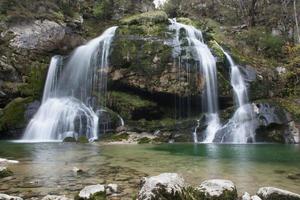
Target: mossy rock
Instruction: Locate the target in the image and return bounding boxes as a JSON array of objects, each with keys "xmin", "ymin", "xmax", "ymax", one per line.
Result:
[
  {"xmin": 77, "ymin": 136, "xmax": 89, "ymax": 143},
  {"xmin": 101, "ymin": 132, "xmax": 130, "ymax": 142},
  {"xmin": 0, "ymin": 97, "xmax": 32, "ymax": 133},
  {"xmin": 107, "ymin": 91, "xmax": 159, "ymax": 120},
  {"xmin": 63, "ymin": 137, "xmax": 76, "ymax": 142},
  {"xmin": 120, "ymin": 11, "xmax": 168, "ymax": 25},
  {"xmin": 137, "ymin": 137, "xmax": 152, "ymax": 144},
  {"xmin": 0, "ymin": 167, "xmax": 13, "ymax": 178}
]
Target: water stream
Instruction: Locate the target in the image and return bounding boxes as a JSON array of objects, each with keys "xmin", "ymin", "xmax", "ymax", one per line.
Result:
[
  {"xmin": 169, "ymin": 19, "xmax": 220, "ymax": 143},
  {"xmin": 22, "ymin": 27, "xmax": 118, "ymax": 142}
]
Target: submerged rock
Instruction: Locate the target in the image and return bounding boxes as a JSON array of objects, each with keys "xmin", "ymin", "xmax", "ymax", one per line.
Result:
[
  {"xmin": 257, "ymin": 187, "xmax": 300, "ymax": 200},
  {"xmin": 138, "ymin": 173, "xmax": 185, "ymax": 200},
  {"xmin": 76, "ymin": 184, "xmax": 106, "ymax": 200},
  {"xmin": 0, "ymin": 167, "xmax": 13, "ymax": 178},
  {"xmin": 41, "ymin": 195, "xmax": 72, "ymax": 200},
  {"xmin": 196, "ymin": 179, "xmax": 237, "ymax": 200},
  {"xmin": 0, "ymin": 194, "xmax": 23, "ymax": 200}
]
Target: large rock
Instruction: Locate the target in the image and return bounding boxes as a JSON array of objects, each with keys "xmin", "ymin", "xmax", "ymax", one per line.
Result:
[
  {"xmin": 76, "ymin": 184, "xmax": 106, "ymax": 200},
  {"xmin": 8, "ymin": 20, "xmax": 66, "ymax": 51},
  {"xmin": 257, "ymin": 187, "xmax": 300, "ymax": 200},
  {"xmin": 196, "ymin": 179, "xmax": 238, "ymax": 200},
  {"xmin": 254, "ymin": 103, "xmax": 299, "ymax": 143},
  {"xmin": 0, "ymin": 193, "xmax": 22, "ymax": 200},
  {"xmin": 0, "ymin": 167, "xmax": 13, "ymax": 178},
  {"xmin": 42, "ymin": 195, "xmax": 72, "ymax": 200},
  {"xmin": 138, "ymin": 173, "xmax": 186, "ymax": 200}
]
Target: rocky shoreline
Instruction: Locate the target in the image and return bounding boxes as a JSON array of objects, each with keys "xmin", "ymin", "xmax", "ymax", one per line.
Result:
[{"xmin": 1, "ymin": 170, "xmax": 300, "ymax": 200}]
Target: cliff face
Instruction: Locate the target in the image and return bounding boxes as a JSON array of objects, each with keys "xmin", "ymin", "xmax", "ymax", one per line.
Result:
[{"xmin": 0, "ymin": 1, "xmax": 299, "ymax": 143}]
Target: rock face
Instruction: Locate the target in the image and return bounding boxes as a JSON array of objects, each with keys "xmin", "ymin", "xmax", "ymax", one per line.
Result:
[
  {"xmin": 196, "ymin": 179, "xmax": 238, "ymax": 200},
  {"xmin": 254, "ymin": 103, "xmax": 299, "ymax": 143},
  {"xmin": 138, "ymin": 173, "xmax": 185, "ymax": 200},
  {"xmin": 257, "ymin": 187, "xmax": 300, "ymax": 200},
  {"xmin": 0, "ymin": 194, "xmax": 23, "ymax": 200},
  {"xmin": 8, "ymin": 20, "xmax": 66, "ymax": 52}
]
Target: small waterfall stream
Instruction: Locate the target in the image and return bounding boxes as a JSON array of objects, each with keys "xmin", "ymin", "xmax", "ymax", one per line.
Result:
[
  {"xmin": 22, "ymin": 26, "xmax": 118, "ymax": 142},
  {"xmin": 169, "ymin": 19, "xmax": 220, "ymax": 143},
  {"xmin": 217, "ymin": 47, "xmax": 256, "ymax": 143}
]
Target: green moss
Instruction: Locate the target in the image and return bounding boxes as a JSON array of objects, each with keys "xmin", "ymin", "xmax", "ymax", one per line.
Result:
[
  {"xmin": 208, "ymin": 40, "xmax": 225, "ymax": 61},
  {"xmin": 137, "ymin": 137, "xmax": 152, "ymax": 144},
  {"xmin": 111, "ymin": 133, "xmax": 129, "ymax": 141},
  {"xmin": 0, "ymin": 167, "xmax": 13, "ymax": 178},
  {"xmin": 107, "ymin": 91, "xmax": 157, "ymax": 120},
  {"xmin": 77, "ymin": 136, "xmax": 89, "ymax": 143},
  {"xmin": 0, "ymin": 97, "xmax": 32, "ymax": 132},
  {"xmin": 19, "ymin": 63, "xmax": 48, "ymax": 99},
  {"xmin": 120, "ymin": 11, "xmax": 168, "ymax": 25}
]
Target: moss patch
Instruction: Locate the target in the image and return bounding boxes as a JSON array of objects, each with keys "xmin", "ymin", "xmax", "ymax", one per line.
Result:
[
  {"xmin": 0, "ymin": 97, "xmax": 32, "ymax": 132},
  {"xmin": 137, "ymin": 137, "xmax": 152, "ymax": 144},
  {"xmin": 120, "ymin": 11, "xmax": 168, "ymax": 25},
  {"xmin": 0, "ymin": 167, "xmax": 13, "ymax": 178}
]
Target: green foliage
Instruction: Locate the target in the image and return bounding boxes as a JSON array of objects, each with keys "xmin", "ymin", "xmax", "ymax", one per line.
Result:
[
  {"xmin": 137, "ymin": 137, "xmax": 152, "ymax": 144},
  {"xmin": 239, "ymin": 28, "xmax": 285, "ymax": 58},
  {"xmin": 120, "ymin": 11, "xmax": 168, "ymax": 25},
  {"xmin": 111, "ymin": 133, "xmax": 129, "ymax": 141},
  {"xmin": 93, "ymin": 0, "xmax": 113, "ymax": 20},
  {"xmin": 0, "ymin": 97, "xmax": 32, "ymax": 132}
]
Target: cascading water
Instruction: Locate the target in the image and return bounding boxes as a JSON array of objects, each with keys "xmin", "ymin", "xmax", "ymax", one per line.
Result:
[
  {"xmin": 22, "ymin": 26, "xmax": 118, "ymax": 142},
  {"xmin": 169, "ymin": 19, "xmax": 220, "ymax": 143},
  {"xmin": 217, "ymin": 47, "xmax": 256, "ymax": 143}
]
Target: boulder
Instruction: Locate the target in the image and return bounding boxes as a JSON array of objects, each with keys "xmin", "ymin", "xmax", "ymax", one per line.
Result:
[
  {"xmin": 138, "ymin": 173, "xmax": 186, "ymax": 200},
  {"xmin": 196, "ymin": 179, "xmax": 237, "ymax": 200},
  {"xmin": 8, "ymin": 20, "xmax": 66, "ymax": 52},
  {"xmin": 41, "ymin": 195, "xmax": 72, "ymax": 200},
  {"xmin": 0, "ymin": 167, "xmax": 13, "ymax": 178},
  {"xmin": 76, "ymin": 184, "xmax": 106, "ymax": 200},
  {"xmin": 106, "ymin": 184, "xmax": 118, "ymax": 195},
  {"xmin": 0, "ymin": 194, "xmax": 23, "ymax": 200},
  {"xmin": 257, "ymin": 187, "xmax": 300, "ymax": 200}
]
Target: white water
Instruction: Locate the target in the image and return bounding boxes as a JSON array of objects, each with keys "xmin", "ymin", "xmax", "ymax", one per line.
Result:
[
  {"xmin": 169, "ymin": 19, "xmax": 220, "ymax": 143},
  {"xmin": 22, "ymin": 27, "xmax": 118, "ymax": 142},
  {"xmin": 220, "ymin": 48, "xmax": 255, "ymax": 143}
]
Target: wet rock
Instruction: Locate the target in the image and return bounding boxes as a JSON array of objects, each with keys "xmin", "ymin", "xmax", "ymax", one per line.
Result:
[
  {"xmin": 252, "ymin": 195, "xmax": 262, "ymax": 200},
  {"xmin": 76, "ymin": 184, "xmax": 106, "ymax": 200},
  {"xmin": 24, "ymin": 100, "xmax": 40, "ymax": 122},
  {"xmin": 0, "ymin": 193, "xmax": 23, "ymax": 200},
  {"xmin": 257, "ymin": 187, "xmax": 300, "ymax": 200},
  {"xmin": 41, "ymin": 195, "xmax": 72, "ymax": 200},
  {"xmin": 254, "ymin": 103, "xmax": 298, "ymax": 143},
  {"xmin": 138, "ymin": 173, "xmax": 185, "ymax": 200},
  {"xmin": 196, "ymin": 179, "xmax": 237, "ymax": 200},
  {"xmin": 106, "ymin": 184, "xmax": 118, "ymax": 195},
  {"xmin": 0, "ymin": 167, "xmax": 13, "ymax": 178},
  {"xmin": 63, "ymin": 137, "xmax": 76, "ymax": 143},
  {"xmin": 242, "ymin": 192, "xmax": 251, "ymax": 200},
  {"xmin": 72, "ymin": 167, "xmax": 84, "ymax": 175}
]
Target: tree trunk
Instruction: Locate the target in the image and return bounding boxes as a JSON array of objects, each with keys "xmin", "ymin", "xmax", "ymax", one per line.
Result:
[{"xmin": 294, "ymin": 0, "xmax": 300, "ymax": 43}]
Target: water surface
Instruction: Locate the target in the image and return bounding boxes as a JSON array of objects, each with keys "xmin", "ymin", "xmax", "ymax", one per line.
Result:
[{"xmin": 0, "ymin": 142, "xmax": 299, "ymax": 199}]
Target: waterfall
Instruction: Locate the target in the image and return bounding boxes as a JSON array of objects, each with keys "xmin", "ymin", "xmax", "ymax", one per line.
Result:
[
  {"xmin": 169, "ymin": 19, "xmax": 220, "ymax": 143},
  {"xmin": 22, "ymin": 26, "xmax": 118, "ymax": 142},
  {"xmin": 218, "ymin": 47, "xmax": 256, "ymax": 143}
]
